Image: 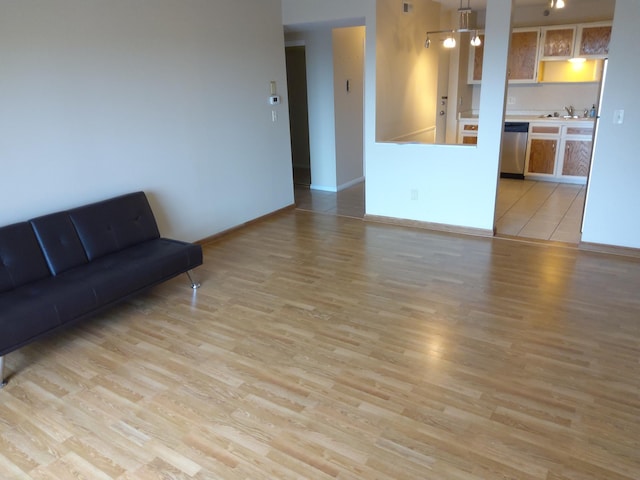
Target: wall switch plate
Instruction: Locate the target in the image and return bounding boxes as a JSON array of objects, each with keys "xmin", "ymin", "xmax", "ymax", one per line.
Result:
[{"xmin": 614, "ymin": 109, "xmax": 624, "ymax": 124}]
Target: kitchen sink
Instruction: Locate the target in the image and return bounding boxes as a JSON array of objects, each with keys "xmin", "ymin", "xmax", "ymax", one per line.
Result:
[{"xmin": 538, "ymin": 114, "xmax": 590, "ymax": 120}]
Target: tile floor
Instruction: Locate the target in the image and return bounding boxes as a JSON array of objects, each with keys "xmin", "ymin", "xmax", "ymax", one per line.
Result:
[
  {"xmin": 495, "ymin": 178, "xmax": 586, "ymax": 244},
  {"xmin": 294, "ymin": 178, "xmax": 585, "ymax": 244}
]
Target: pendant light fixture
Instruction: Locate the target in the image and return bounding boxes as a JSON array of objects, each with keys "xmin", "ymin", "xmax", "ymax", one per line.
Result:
[
  {"xmin": 443, "ymin": 36, "xmax": 457, "ymax": 49},
  {"xmin": 470, "ymin": 31, "xmax": 482, "ymax": 47},
  {"xmin": 424, "ymin": 0, "xmax": 481, "ymax": 49}
]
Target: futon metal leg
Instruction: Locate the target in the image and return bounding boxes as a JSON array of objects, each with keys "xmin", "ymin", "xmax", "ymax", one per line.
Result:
[
  {"xmin": 0, "ymin": 355, "xmax": 6, "ymax": 389},
  {"xmin": 186, "ymin": 270, "xmax": 200, "ymax": 289}
]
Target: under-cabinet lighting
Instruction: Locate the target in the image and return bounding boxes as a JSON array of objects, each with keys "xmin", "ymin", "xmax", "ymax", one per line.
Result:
[
  {"xmin": 568, "ymin": 57, "xmax": 586, "ymax": 63},
  {"xmin": 549, "ymin": 0, "xmax": 565, "ymax": 8}
]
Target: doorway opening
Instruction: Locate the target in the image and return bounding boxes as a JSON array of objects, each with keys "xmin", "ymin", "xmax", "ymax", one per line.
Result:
[
  {"xmin": 285, "ymin": 45, "xmax": 311, "ymax": 187},
  {"xmin": 284, "ymin": 24, "xmax": 366, "ymax": 219}
]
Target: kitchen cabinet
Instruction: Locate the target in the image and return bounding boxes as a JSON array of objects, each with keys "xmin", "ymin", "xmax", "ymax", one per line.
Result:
[
  {"xmin": 526, "ymin": 125, "xmax": 560, "ymax": 176},
  {"xmin": 576, "ymin": 22, "xmax": 612, "ymax": 58},
  {"xmin": 525, "ymin": 122, "xmax": 593, "ymax": 183},
  {"xmin": 559, "ymin": 125, "xmax": 594, "ymax": 179},
  {"xmin": 507, "ymin": 28, "xmax": 540, "ymax": 83},
  {"xmin": 468, "ymin": 21, "xmax": 611, "ymax": 85},
  {"xmin": 540, "ymin": 26, "xmax": 576, "ymax": 60},
  {"xmin": 468, "ymin": 29, "xmax": 539, "ymax": 84},
  {"xmin": 457, "ymin": 120, "xmax": 478, "ymax": 144}
]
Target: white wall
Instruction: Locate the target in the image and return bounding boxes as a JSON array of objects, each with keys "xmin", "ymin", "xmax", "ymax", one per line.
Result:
[
  {"xmin": 282, "ymin": 0, "xmax": 368, "ymax": 26},
  {"xmin": 367, "ymin": 0, "xmax": 512, "ymax": 231},
  {"xmin": 333, "ymin": 27, "xmax": 365, "ymax": 189},
  {"xmin": 376, "ymin": 0, "xmax": 442, "ymax": 142},
  {"xmin": 582, "ymin": 0, "xmax": 640, "ymax": 248},
  {"xmin": 0, "ymin": 0, "xmax": 293, "ymax": 242},
  {"xmin": 283, "ymin": 0, "xmax": 512, "ymax": 232}
]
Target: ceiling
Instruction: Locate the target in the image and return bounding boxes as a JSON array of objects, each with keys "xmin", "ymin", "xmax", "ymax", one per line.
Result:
[{"xmin": 434, "ymin": 0, "xmax": 568, "ymax": 11}]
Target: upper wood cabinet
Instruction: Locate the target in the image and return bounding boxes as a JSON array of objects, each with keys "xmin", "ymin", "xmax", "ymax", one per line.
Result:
[
  {"xmin": 466, "ymin": 21, "xmax": 611, "ymax": 85},
  {"xmin": 540, "ymin": 26, "xmax": 576, "ymax": 60},
  {"xmin": 468, "ymin": 28, "xmax": 539, "ymax": 84},
  {"xmin": 576, "ymin": 22, "xmax": 612, "ymax": 58},
  {"xmin": 507, "ymin": 28, "xmax": 540, "ymax": 83}
]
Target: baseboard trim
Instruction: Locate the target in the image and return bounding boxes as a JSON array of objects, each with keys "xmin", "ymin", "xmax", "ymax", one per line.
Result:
[
  {"xmin": 578, "ymin": 241, "xmax": 640, "ymax": 258},
  {"xmin": 337, "ymin": 176, "xmax": 364, "ymax": 191},
  {"xmin": 311, "ymin": 176, "xmax": 365, "ymax": 193},
  {"xmin": 364, "ymin": 214, "xmax": 494, "ymax": 238},
  {"xmin": 196, "ymin": 204, "xmax": 296, "ymax": 245}
]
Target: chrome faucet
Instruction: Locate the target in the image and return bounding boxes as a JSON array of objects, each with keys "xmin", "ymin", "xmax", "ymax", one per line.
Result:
[{"xmin": 565, "ymin": 105, "xmax": 575, "ymax": 117}]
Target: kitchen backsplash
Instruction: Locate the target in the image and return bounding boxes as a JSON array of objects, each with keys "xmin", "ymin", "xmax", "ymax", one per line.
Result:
[{"xmin": 471, "ymin": 83, "xmax": 600, "ymax": 115}]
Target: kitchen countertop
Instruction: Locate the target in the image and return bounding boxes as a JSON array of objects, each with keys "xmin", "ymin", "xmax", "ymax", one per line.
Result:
[{"xmin": 458, "ymin": 112, "xmax": 596, "ymax": 125}]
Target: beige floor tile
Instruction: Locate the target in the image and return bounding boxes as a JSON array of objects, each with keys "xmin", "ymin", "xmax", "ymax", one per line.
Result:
[{"xmin": 496, "ymin": 178, "xmax": 584, "ymax": 244}]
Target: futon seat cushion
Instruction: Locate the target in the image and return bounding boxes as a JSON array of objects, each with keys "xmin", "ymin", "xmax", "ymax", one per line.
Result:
[
  {"xmin": 54, "ymin": 238, "xmax": 203, "ymax": 305},
  {"xmin": 0, "ymin": 275, "xmax": 99, "ymax": 353}
]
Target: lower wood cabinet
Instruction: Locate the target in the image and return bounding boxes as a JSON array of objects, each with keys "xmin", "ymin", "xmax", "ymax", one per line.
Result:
[
  {"xmin": 525, "ymin": 122, "xmax": 593, "ymax": 184},
  {"xmin": 560, "ymin": 125, "xmax": 593, "ymax": 179},
  {"xmin": 457, "ymin": 121, "xmax": 478, "ymax": 144},
  {"xmin": 562, "ymin": 140, "xmax": 592, "ymax": 176},
  {"xmin": 528, "ymin": 138, "xmax": 557, "ymax": 174}
]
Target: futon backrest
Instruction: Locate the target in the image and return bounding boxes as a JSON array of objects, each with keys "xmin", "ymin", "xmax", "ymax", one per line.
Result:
[
  {"xmin": 68, "ymin": 191, "xmax": 160, "ymax": 261},
  {"xmin": 4, "ymin": 192, "xmax": 161, "ymax": 280},
  {"xmin": 0, "ymin": 222, "xmax": 51, "ymax": 292},
  {"xmin": 30, "ymin": 212, "xmax": 89, "ymax": 276}
]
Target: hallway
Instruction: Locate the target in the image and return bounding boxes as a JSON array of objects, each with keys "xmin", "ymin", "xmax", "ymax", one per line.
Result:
[{"xmin": 294, "ymin": 182, "xmax": 365, "ymax": 219}]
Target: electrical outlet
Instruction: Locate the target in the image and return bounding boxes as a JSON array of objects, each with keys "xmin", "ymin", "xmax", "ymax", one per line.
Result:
[
  {"xmin": 410, "ymin": 189, "xmax": 419, "ymax": 201},
  {"xmin": 507, "ymin": 96, "xmax": 516, "ymax": 105}
]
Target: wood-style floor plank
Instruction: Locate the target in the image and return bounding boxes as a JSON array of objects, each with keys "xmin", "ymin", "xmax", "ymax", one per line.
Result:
[{"xmin": 2, "ymin": 210, "xmax": 639, "ymax": 479}]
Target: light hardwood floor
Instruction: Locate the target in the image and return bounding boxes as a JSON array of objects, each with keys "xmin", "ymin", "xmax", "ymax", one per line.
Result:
[
  {"xmin": 294, "ymin": 182, "xmax": 365, "ymax": 219},
  {"xmin": 2, "ymin": 210, "xmax": 640, "ymax": 479}
]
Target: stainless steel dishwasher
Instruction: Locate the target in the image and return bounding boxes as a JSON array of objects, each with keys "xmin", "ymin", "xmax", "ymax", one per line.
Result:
[{"xmin": 500, "ymin": 122, "xmax": 529, "ymax": 179}]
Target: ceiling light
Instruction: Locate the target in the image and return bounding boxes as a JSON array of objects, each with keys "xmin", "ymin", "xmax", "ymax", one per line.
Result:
[{"xmin": 424, "ymin": 0, "xmax": 476, "ymax": 49}]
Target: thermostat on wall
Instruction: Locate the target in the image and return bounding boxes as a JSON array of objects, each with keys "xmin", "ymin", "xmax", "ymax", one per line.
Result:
[{"xmin": 269, "ymin": 95, "xmax": 280, "ymax": 105}]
